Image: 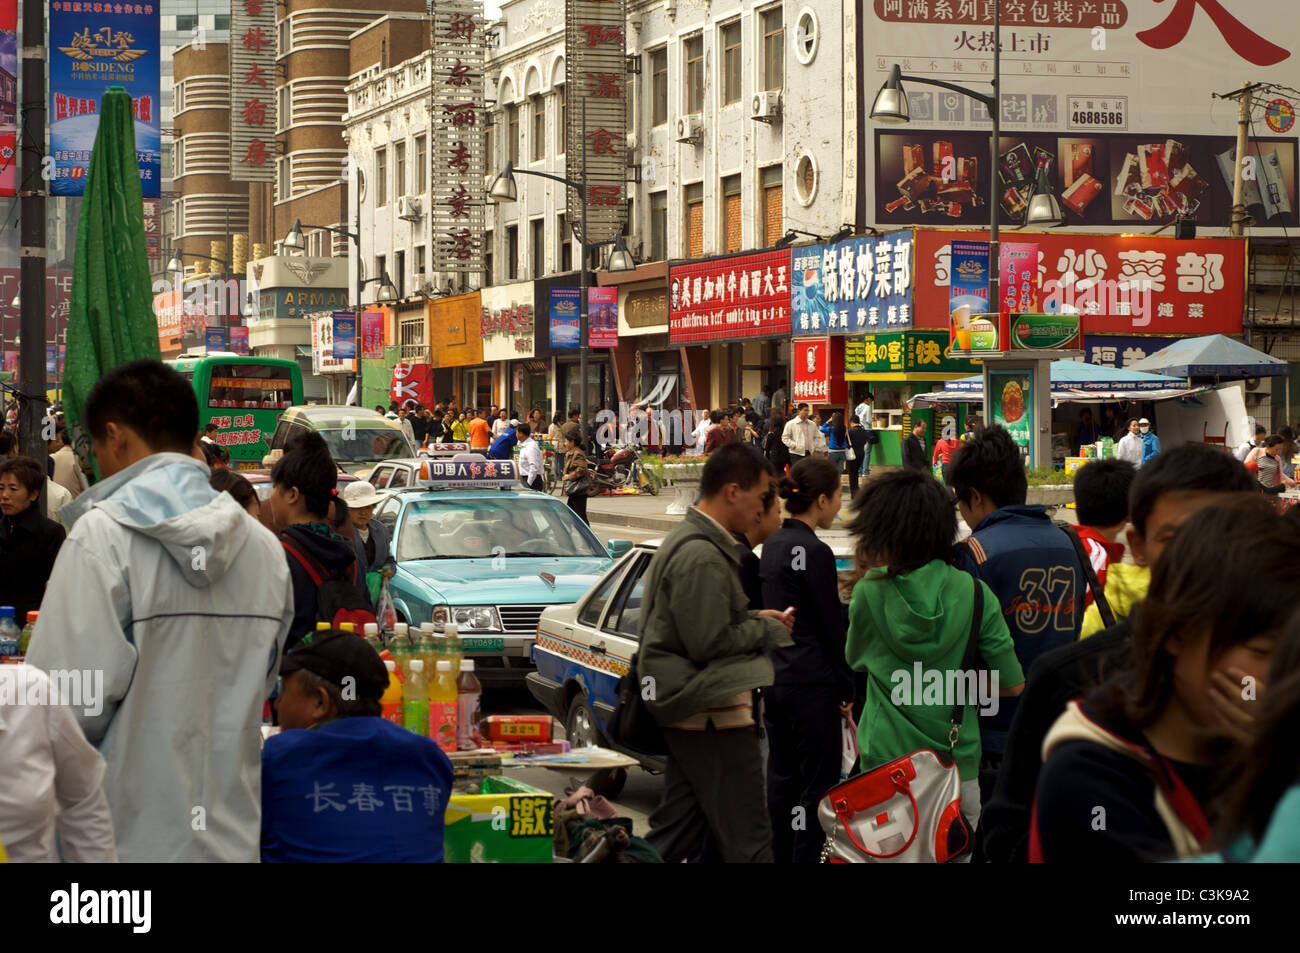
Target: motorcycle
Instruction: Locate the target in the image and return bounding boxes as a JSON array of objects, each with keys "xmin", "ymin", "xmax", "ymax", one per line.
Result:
[{"xmin": 587, "ymin": 445, "xmax": 659, "ymax": 496}]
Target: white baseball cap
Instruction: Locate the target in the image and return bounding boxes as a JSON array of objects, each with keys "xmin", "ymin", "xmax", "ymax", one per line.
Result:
[{"xmin": 1138, "ymin": 418, "xmax": 1150, "ymax": 426}]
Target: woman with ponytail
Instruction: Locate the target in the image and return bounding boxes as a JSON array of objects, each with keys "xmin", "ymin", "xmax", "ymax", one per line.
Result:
[{"xmin": 269, "ymin": 432, "xmax": 366, "ymax": 648}]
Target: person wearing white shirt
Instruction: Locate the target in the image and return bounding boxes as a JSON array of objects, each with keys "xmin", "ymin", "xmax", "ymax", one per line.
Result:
[
  {"xmin": 781, "ymin": 404, "xmax": 819, "ymax": 462},
  {"xmin": 1116, "ymin": 417, "xmax": 1144, "ymax": 466},
  {"xmin": 691, "ymin": 407, "xmax": 713, "ymax": 453},
  {"xmin": 1236, "ymin": 426, "xmax": 1266, "ymax": 462},
  {"xmin": 0, "ymin": 664, "xmax": 118, "ymax": 862},
  {"xmin": 516, "ymin": 424, "xmax": 545, "ymax": 492},
  {"xmin": 492, "ymin": 410, "xmax": 511, "ymax": 439}
]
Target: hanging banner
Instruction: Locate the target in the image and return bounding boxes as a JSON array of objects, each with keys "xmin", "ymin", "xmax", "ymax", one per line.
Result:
[
  {"xmin": 228, "ymin": 325, "xmax": 250, "ymax": 355},
  {"xmin": 205, "ymin": 327, "xmax": 227, "ymax": 352},
  {"xmin": 391, "ymin": 361, "xmax": 435, "ymax": 408},
  {"xmin": 790, "ymin": 232, "xmax": 914, "ymax": 335},
  {"xmin": 331, "ymin": 311, "xmax": 357, "ymax": 360},
  {"xmin": 230, "ymin": 0, "xmax": 276, "ymax": 181},
  {"xmin": 549, "ymin": 287, "xmax": 581, "ymax": 349},
  {"xmin": 361, "ymin": 312, "xmax": 386, "ymax": 360},
  {"xmin": 669, "ymin": 249, "xmax": 792, "ymax": 344},
  {"xmin": 999, "ymin": 242, "xmax": 1040, "ymax": 317},
  {"xmin": 48, "ymin": 3, "xmax": 161, "ymax": 197},
  {"xmin": 46, "ymin": 344, "xmax": 58, "ymax": 376},
  {"xmin": 429, "ymin": 0, "xmax": 486, "ymax": 274},
  {"xmin": 588, "ymin": 286, "xmax": 618, "ymax": 348},
  {"xmin": 948, "ymin": 240, "xmax": 989, "ymax": 351},
  {"xmin": 565, "ymin": 0, "xmax": 628, "ymax": 244},
  {"xmin": 0, "ymin": 6, "xmax": 15, "ymax": 197}
]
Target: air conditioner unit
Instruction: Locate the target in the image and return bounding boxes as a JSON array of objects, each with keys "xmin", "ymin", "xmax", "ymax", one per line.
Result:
[
  {"xmin": 751, "ymin": 91, "xmax": 782, "ymax": 123},
  {"xmin": 396, "ymin": 195, "xmax": 423, "ymax": 221},
  {"xmin": 676, "ymin": 115, "xmax": 703, "ymax": 145}
]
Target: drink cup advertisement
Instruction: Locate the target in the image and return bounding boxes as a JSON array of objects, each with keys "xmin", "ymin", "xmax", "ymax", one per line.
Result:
[{"xmin": 949, "ymin": 240, "xmax": 989, "ymax": 351}]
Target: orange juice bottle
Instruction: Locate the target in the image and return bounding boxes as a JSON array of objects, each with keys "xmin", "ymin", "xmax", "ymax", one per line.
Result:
[{"xmin": 380, "ymin": 660, "xmax": 403, "ymax": 726}]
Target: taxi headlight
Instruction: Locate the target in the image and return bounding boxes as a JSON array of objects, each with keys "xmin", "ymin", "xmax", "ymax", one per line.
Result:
[{"xmin": 432, "ymin": 605, "xmax": 500, "ymax": 631}]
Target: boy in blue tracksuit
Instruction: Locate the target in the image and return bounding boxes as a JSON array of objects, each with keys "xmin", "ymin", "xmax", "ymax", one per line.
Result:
[{"xmin": 946, "ymin": 427, "xmax": 1082, "ymax": 795}]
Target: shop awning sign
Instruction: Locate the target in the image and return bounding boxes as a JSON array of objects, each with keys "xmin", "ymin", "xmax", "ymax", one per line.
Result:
[{"xmin": 790, "ymin": 232, "xmax": 914, "ymax": 335}]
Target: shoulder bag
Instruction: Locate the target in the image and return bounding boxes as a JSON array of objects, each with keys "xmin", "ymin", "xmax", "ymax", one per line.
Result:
[
  {"xmin": 817, "ymin": 578, "xmax": 984, "ymax": 863},
  {"xmin": 1055, "ymin": 521, "xmax": 1117, "ymax": 630}
]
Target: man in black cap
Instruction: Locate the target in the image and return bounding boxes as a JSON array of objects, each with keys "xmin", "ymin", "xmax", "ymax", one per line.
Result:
[{"xmin": 261, "ymin": 630, "xmax": 454, "ymax": 862}]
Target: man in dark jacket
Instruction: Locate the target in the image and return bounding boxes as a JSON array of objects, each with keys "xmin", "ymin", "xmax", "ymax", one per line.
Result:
[
  {"xmin": 640, "ymin": 443, "xmax": 794, "ymax": 863},
  {"xmin": 0, "ymin": 455, "xmax": 65, "ymax": 622},
  {"xmin": 901, "ymin": 419, "xmax": 928, "ymax": 470}
]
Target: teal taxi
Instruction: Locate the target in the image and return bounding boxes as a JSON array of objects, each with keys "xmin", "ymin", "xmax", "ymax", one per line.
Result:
[{"xmin": 376, "ymin": 455, "xmax": 630, "ymax": 686}]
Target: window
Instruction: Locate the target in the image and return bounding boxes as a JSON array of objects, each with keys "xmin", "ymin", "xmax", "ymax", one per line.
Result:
[
  {"xmin": 375, "ymin": 255, "xmax": 387, "ymax": 296},
  {"xmin": 484, "ymin": 230, "xmax": 494, "ymax": 283},
  {"xmin": 626, "ymin": 72, "xmax": 636, "ymax": 129},
  {"xmin": 760, "ymin": 165, "xmax": 783, "ymax": 247},
  {"xmin": 387, "ymin": 467, "xmax": 410, "ymax": 489},
  {"xmin": 394, "ymin": 251, "xmax": 406, "ymax": 298},
  {"xmin": 276, "ymin": 157, "xmax": 289, "ymax": 202},
  {"xmin": 577, "ymin": 559, "xmax": 630, "ymax": 626},
  {"xmin": 375, "ymin": 148, "xmax": 387, "ymax": 206},
  {"xmin": 277, "ymin": 85, "xmax": 290, "ymax": 131},
  {"xmin": 414, "ymin": 135, "xmax": 427, "ymax": 193},
  {"xmin": 605, "ymin": 556, "xmax": 650, "ymax": 638},
  {"xmin": 557, "ymin": 214, "xmax": 572, "ymax": 272},
  {"xmin": 684, "ymin": 34, "xmax": 704, "ymax": 114},
  {"xmin": 531, "ymin": 97, "xmax": 545, "ymax": 162},
  {"xmin": 177, "ymin": 14, "xmax": 197, "ymax": 31},
  {"xmin": 722, "ymin": 174, "xmax": 742, "ymax": 253},
  {"xmin": 214, "ymin": 14, "xmax": 231, "ymax": 30},
  {"xmin": 507, "ymin": 104, "xmax": 519, "ymax": 166},
  {"xmin": 721, "ymin": 21, "xmax": 742, "ymax": 105},
  {"xmin": 415, "ymin": 246, "xmax": 426, "ymax": 277},
  {"xmin": 795, "ymin": 10, "xmax": 819, "ymax": 64},
  {"xmin": 531, "ymin": 219, "xmax": 545, "ymax": 278},
  {"xmin": 762, "ymin": 7, "xmax": 784, "ymax": 91},
  {"xmin": 556, "ymin": 86, "xmax": 566, "ymax": 154},
  {"xmin": 685, "ymin": 182, "xmax": 704, "ymax": 258},
  {"xmin": 485, "ymin": 121, "xmax": 494, "ymax": 169},
  {"xmin": 795, "ymin": 153, "xmax": 818, "ymax": 206},
  {"xmin": 650, "ymin": 191, "xmax": 668, "ymax": 261},
  {"xmin": 651, "ymin": 48, "xmax": 668, "ymax": 126},
  {"xmin": 375, "ymin": 497, "xmax": 400, "ymax": 533},
  {"xmin": 395, "ymin": 141, "xmax": 406, "ymax": 197},
  {"xmin": 506, "ymin": 225, "xmax": 519, "ymax": 280}
]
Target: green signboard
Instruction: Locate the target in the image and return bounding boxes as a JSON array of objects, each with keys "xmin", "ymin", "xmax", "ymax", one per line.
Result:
[
  {"xmin": 1010, "ymin": 313, "xmax": 1082, "ymax": 350},
  {"xmin": 989, "ymin": 368, "xmax": 1034, "ymax": 466},
  {"xmin": 845, "ymin": 330, "xmax": 977, "ymax": 376}
]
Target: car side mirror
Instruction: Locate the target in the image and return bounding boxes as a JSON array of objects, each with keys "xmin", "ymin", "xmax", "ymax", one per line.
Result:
[{"xmin": 606, "ymin": 538, "xmax": 633, "ymax": 559}]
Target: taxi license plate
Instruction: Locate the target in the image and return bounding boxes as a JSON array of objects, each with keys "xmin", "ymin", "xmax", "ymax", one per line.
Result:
[{"xmin": 463, "ymin": 637, "xmax": 504, "ymax": 653}]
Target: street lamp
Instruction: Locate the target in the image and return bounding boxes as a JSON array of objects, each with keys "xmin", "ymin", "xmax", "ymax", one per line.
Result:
[
  {"xmin": 282, "ymin": 218, "xmax": 372, "ymax": 304},
  {"xmin": 1024, "ymin": 164, "xmax": 1064, "ymax": 226},
  {"xmin": 360, "ymin": 271, "xmax": 398, "ymax": 304},
  {"xmin": 488, "ymin": 144, "xmax": 635, "ymax": 428},
  {"xmin": 168, "ymin": 250, "xmax": 230, "ymax": 276}
]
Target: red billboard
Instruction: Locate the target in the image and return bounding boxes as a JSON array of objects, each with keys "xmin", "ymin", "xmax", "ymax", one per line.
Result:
[
  {"xmin": 669, "ymin": 249, "xmax": 792, "ymax": 344},
  {"xmin": 911, "ymin": 229, "xmax": 1247, "ymax": 336},
  {"xmin": 791, "ymin": 336, "xmax": 847, "ymax": 406}
]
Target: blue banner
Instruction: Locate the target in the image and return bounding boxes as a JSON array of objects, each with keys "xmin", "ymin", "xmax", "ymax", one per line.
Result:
[
  {"xmin": 949, "ymin": 240, "xmax": 991, "ymax": 314},
  {"xmin": 331, "ymin": 311, "xmax": 357, "ymax": 360},
  {"xmin": 46, "ymin": 344, "xmax": 57, "ymax": 376},
  {"xmin": 790, "ymin": 232, "xmax": 914, "ymax": 335},
  {"xmin": 1083, "ymin": 336, "xmax": 1178, "ymax": 370},
  {"xmin": 549, "ymin": 287, "xmax": 580, "ymax": 349},
  {"xmin": 205, "ymin": 327, "xmax": 227, "ymax": 352},
  {"xmin": 48, "ymin": 5, "xmax": 162, "ymax": 197}
]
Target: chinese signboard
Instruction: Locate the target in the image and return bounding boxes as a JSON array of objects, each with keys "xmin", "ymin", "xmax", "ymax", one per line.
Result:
[
  {"xmin": 844, "ymin": 330, "xmax": 976, "ymax": 377},
  {"xmin": 312, "ymin": 314, "xmax": 355, "ymax": 374},
  {"xmin": 205, "ymin": 327, "xmax": 227, "ymax": 352},
  {"xmin": 480, "ymin": 284, "xmax": 536, "ymax": 360},
  {"xmin": 622, "ymin": 288, "xmax": 668, "ymax": 331},
  {"xmin": 391, "ymin": 362, "xmax": 434, "ymax": 408},
  {"xmin": 565, "ymin": 0, "xmax": 628, "ymax": 244},
  {"xmin": 912, "ymin": 230, "xmax": 1247, "ymax": 336},
  {"xmin": 1010, "ymin": 313, "xmax": 1081, "ymax": 350},
  {"xmin": 790, "ymin": 233, "xmax": 913, "ymax": 335},
  {"xmin": 989, "ymin": 368, "xmax": 1033, "ymax": 465},
  {"xmin": 588, "ymin": 286, "xmax": 618, "ymax": 347},
  {"xmin": 331, "ymin": 312, "xmax": 357, "ymax": 360},
  {"xmin": 867, "ymin": 3, "xmax": 1298, "ymax": 233},
  {"xmin": 549, "ymin": 287, "xmax": 580, "ymax": 349},
  {"xmin": 791, "ymin": 337, "xmax": 848, "ymax": 405},
  {"xmin": 0, "ymin": 4, "xmax": 16, "ymax": 197},
  {"xmin": 230, "ymin": 0, "xmax": 275, "ymax": 181},
  {"xmin": 669, "ymin": 250, "xmax": 792, "ymax": 344},
  {"xmin": 430, "ymin": 0, "xmax": 487, "ymax": 274},
  {"xmin": 1082, "ymin": 334, "xmax": 1177, "ymax": 369},
  {"xmin": 1000, "ymin": 242, "xmax": 1039, "ymax": 315},
  {"xmin": 48, "ymin": 3, "xmax": 161, "ymax": 196},
  {"xmin": 361, "ymin": 312, "xmax": 386, "ymax": 360}
]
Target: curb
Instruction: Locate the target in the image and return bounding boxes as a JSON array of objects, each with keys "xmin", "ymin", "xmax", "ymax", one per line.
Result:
[{"xmin": 585, "ymin": 508, "xmax": 680, "ymax": 533}]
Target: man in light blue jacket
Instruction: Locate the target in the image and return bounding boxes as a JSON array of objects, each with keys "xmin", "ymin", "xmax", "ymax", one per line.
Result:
[{"xmin": 26, "ymin": 361, "xmax": 295, "ymax": 863}]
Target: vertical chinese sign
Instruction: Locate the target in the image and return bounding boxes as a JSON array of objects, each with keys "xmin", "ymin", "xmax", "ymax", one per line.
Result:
[
  {"xmin": 0, "ymin": 0, "xmax": 16, "ymax": 197},
  {"xmin": 48, "ymin": 2, "xmax": 162, "ymax": 196},
  {"xmin": 565, "ymin": 0, "xmax": 627, "ymax": 244},
  {"xmin": 430, "ymin": 0, "xmax": 486, "ymax": 275},
  {"xmin": 230, "ymin": 0, "xmax": 275, "ymax": 182}
]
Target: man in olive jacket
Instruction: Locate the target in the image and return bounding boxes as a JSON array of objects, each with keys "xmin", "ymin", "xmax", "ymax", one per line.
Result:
[{"xmin": 641, "ymin": 442, "xmax": 794, "ymax": 863}]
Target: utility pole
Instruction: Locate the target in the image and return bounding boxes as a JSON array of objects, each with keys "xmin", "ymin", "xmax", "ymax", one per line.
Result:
[
  {"xmin": 18, "ymin": 0, "xmax": 47, "ymax": 466},
  {"xmin": 1220, "ymin": 81, "xmax": 1258, "ymax": 239}
]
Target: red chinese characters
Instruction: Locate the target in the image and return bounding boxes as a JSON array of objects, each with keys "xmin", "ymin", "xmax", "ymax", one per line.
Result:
[
  {"xmin": 241, "ymin": 139, "xmax": 269, "ymax": 167},
  {"xmin": 241, "ymin": 98, "xmax": 268, "ymax": 127},
  {"xmin": 586, "ymin": 72, "xmax": 622, "ymax": 98},
  {"xmin": 581, "ymin": 24, "xmax": 624, "ymax": 45},
  {"xmin": 588, "ymin": 185, "xmax": 622, "ymax": 206},
  {"xmin": 241, "ymin": 26, "xmax": 270, "ymax": 53},
  {"xmin": 243, "ymin": 62, "xmax": 268, "ymax": 87},
  {"xmin": 586, "ymin": 128, "xmax": 617, "ymax": 155},
  {"xmin": 1136, "ymin": 0, "xmax": 1289, "ymax": 67}
]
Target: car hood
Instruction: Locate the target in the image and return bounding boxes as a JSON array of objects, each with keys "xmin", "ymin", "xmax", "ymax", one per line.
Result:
[{"xmin": 397, "ymin": 555, "xmax": 612, "ymax": 604}]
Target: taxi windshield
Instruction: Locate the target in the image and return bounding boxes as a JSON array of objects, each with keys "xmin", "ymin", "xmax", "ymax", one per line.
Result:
[
  {"xmin": 396, "ymin": 498, "xmax": 606, "ymax": 560},
  {"xmin": 316, "ymin": 427, "xmax": 413, "ymax": 463}
]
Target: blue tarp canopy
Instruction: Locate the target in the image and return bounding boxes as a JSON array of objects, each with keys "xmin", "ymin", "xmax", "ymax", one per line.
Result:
[
  {"xmin": 1125, "ymin": 334, "xmax": 1289, "ymax": 379},
  {"xmin": 913, "ymin": 359, "xmax": 1205, "ymax": 405}
]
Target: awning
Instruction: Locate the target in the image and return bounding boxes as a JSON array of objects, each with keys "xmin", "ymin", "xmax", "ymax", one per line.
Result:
[
  {"xmin": 911, "ymin": 359, "xmax": 1209, "ymax": 407},
  {"xmin": 1125, "ymin": 334, "xmax": 1290, "ymax": 378}
]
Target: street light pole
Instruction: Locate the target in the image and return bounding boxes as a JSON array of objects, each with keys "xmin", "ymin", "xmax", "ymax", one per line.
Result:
[
  {"xmin": 989, "ymin": 0, "xmax": 1000, "ymax": 318},
  {"xmin": 578, "ymin": 98, "xmax": 589, "ymax": 431}
]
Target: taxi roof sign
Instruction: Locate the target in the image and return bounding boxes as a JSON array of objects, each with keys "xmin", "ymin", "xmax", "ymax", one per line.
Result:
[{"xmin": 416, "ymin": 455, "xmax": 519, "ymax": 488}]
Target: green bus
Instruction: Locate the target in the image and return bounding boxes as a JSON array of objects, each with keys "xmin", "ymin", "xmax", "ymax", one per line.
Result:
[{"xmin": 166, "ymin": 356, "xmax": 305, "ymax": 469}]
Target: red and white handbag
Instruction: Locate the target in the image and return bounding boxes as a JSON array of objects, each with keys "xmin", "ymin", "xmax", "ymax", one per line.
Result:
[{"xmin": 818, "ymin": 579, "xmax": 983, "ymax": 863}]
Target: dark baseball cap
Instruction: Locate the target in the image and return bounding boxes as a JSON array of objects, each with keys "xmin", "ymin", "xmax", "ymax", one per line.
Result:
[{"xmin": 280, "ymin": 629, "xmax": 389, "ymax": 700}]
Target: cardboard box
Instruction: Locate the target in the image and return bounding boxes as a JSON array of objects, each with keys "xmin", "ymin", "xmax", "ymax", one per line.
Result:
[{"xmin": 444, "ymin": 776, "xmax": 554, "ymax": 863}]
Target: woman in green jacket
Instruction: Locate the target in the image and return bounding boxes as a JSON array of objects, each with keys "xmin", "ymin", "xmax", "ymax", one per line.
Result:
[{"xmin": 844, "ymin": 469, "xmax": 1025, "ymax": 841}]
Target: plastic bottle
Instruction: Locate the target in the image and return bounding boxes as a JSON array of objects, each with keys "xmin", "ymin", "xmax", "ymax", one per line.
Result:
[
  {"xmin": 413, "ymin": 625, "xmax": 437, "ymax": 681},
  {"xmin": 389, "ymin": 623, "xmax": 412, "ymax": 680},
  {"xmin": 443, "ymin": 621, "xmax": 463, "ymax": 671},
  {"xmin": 363, "ymin": 622, "xmax": 383, "ymax": 653},
  {"xmin": 430, "ymin": 659, "xmax": 459, "ymax": 753},
  {"xmin": 0, "ymin": 607, "xmax": 19, "ymax": 661},
  {"xmin": 338, "ymin": 622, "xmax": 356, "ymax": 634},
  {"xmin": 402, "ymin": 659, "xmax": 430, "ymax": 736},
  {"xmin": 19, "ymin": 610, "xmax": 37, "ymax": 655},
  {"xmin": 456, "ymin": 659, "xmax": 482, "ymax": 750},
  {"xmin": 380, "ymin": 660, "xmax": 403, "ymax": 725}
]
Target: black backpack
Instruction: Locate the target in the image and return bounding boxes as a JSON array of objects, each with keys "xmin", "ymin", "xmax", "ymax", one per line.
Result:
[{"xmin": 281, "ymin": 537, "xmax": 378, "ymax": 630}]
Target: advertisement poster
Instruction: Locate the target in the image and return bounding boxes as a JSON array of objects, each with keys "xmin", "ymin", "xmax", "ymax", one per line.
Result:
[
  {"xmin": 669, "ymin": 249, "xmax": 792, "ymax": 344},
  {"xmin": 588, "ymin": 286, "xmax": 618, "ymax": 348},
  {"xmin": 790, "ymin": 233, "xmax": 913, "ymax": 335},
  {"xmin": 866, "ymin": 2, "xmax": 1298, "ymax": 234},
  {"xmin": 911, "ymin": 231, "xmax": 1247, "ymax": 336},
  {"xmin": 1009, "ymin": 313, "xmax": 1081, "ymax": 351},
  {"xmin": 205, "ymin": 327, "xmax": 227, "ymax": 352},
  {"xmin": 3, "ymin": 352, "xmax": 15, "ymax": 373},
  {"xmin": 391, "ymin": 362, "xmax": 434, "ymax": 408},
  {"xmin": 361, "ymin": 312, "xmax": 386, "ymax": 360},
  {"xmin": 999, "ymin": 242, "xmax": 1040, "ymax": 316},
  {"xmin": 228, "ymin": 325, "xmax": 250, "ymax": 355},
  {"xmin": 792, "ymin": 337, "xmax": 831, "ymax": 404},
  {"xmin": 331, "ymin": 311, "xmax": 357, "ymax": 360},
  {"xmin": 948, "ymin": 240, "xmax": 989, "ymax": 351},
  {"xmin": 0, "ymin": 3, "xmax": 16, "ymax": 197},
  {"xmin": 48, "ymin": 3, "xmax": 162, "ymax": 197},
  {"xmin": 549, "ymin": 287, "xmax": 581, "ymax": 349},
  {"xmin": 846, "ymin": 330, "xmax": 977, "ymax": 377},
  {"xmin": 989, "ymin": 369, "xmax": 1033, "ymax": 465}
]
